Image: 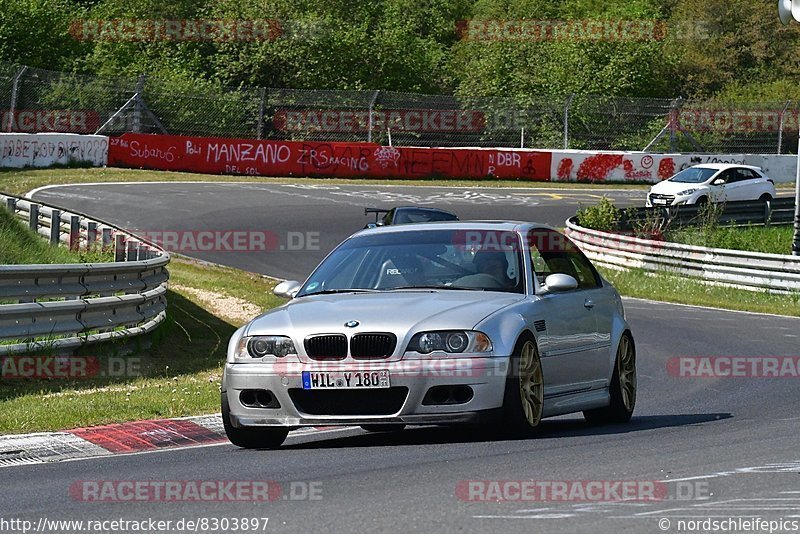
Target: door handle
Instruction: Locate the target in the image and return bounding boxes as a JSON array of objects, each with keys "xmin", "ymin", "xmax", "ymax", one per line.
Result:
[{"xmin": 584, "ymin": 299, "xmax": 595, "ymax": 309}]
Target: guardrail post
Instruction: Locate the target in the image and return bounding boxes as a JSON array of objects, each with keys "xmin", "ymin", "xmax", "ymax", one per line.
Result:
[
  {"xmin": 764, "ymin": 199, "xmax": 772, "ymax": 227},
  {"xmin": 49, "ymin": 209, "xmax": 61, "ymax": 245},
  {"xmin": 28, "ymin": 203, "xmax": 39, "ymax": 232},
  {"xmin": 87, "ymin": 222, "xmax": 98, "ymax": 249},
  {"xmin": 102, "ymin": 228, "xmax": 113, "ymax": 251},
  {"xmin": 69, "ymin": 216, "xmax": 81, "ymax": 251},
  {"xmin": 115, "ymin": 234, "xmax": 126, "ymax": 262},
  {"xmin": 126, "ymin": 240, "xmax": 139, "ymax": 261},
  {"xmin": 5, "ymin": 197, "xmax": 16, "ymax": 214}
]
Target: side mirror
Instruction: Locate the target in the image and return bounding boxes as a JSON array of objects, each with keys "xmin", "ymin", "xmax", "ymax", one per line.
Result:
[
  {"xmin": 711, "ymin": 178, "xmax": 725, "ymax": 186},
  {"xmin": 542, "ymin": 273, "xmax": 578, "ymax": 294},
  {"xmin": 273, "ymin": 280, "xmax": 302, "ymax": 299}
]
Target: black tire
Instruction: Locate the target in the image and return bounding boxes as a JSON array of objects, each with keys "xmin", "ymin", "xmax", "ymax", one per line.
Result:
[
  {"xmin": 583, "ymin": 332, "xmax": 636, "ymax": 425},
  {"xmin": 759, "ymin": 193, "xmax": 773, "ymax": 202},
  {"xmin": 221, "ymin": 392, "xmax": 288, "ymax": 449},
  {"xmin": 497, "ymin": 334, "xmax": 544, "ymax": 437},
  {"xmin": 360, "ymin": 424, "xmax": 406, "ymax": 432},
  {"xmin": 694, "ymin": 196, "xmax": 708, "ymax": 205}
]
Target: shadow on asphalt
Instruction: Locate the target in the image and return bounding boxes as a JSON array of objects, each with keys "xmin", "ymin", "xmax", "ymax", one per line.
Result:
[{"xmin": 281, "ymin": 413, "xmax": 733, "ymax": 450}]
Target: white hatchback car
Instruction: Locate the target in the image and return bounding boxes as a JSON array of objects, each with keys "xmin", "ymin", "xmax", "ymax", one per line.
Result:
[{"xmin": 647, "ymin": 164, "xmax": 776, "ymax": 207}]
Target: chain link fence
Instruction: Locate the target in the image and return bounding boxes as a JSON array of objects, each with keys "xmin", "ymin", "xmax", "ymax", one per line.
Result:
[{"xmin": 1, "ymin": 60, "xmax": 798, "ymax": 154}]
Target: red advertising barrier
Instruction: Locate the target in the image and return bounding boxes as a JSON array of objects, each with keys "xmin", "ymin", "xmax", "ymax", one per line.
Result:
[{"xmin": 108, "ymin": 133, "xmax": 552, "ymax": 180}]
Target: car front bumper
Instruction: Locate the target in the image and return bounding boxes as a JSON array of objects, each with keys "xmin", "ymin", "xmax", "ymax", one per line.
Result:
[{"xmin": 223, "ymin": 357, "xmax": 509, "ymax": 427}]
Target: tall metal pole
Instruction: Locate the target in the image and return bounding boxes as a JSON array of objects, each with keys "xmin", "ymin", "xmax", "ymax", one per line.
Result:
[{"xmin": 793, "ymin": 125, "xmax": 800, "ymax": 255}]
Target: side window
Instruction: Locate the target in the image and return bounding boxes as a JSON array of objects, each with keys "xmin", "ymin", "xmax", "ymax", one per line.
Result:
[
  {"xmin": 736, "ymin": 168, "xmax": 758, "ymax": 182},
  {"xmin": 716, "ymin": 170, "xmax": 735, "ymax": 183},
  {"xmin": 528, "ymin": 229, "xmax": 601, "ymax": 289}
]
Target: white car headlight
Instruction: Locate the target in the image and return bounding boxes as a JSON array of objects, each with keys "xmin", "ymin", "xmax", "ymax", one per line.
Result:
[
  {"xmin": 406, "ymin": 331, "xmax": 492, "ymax": 355},
  {"xmin": 677, "ymin": 188, "xmax": 698, "ymax": 196},
  {"xmin": 235, "ymin": 335, "xmax": 297, "ymax": 360}
]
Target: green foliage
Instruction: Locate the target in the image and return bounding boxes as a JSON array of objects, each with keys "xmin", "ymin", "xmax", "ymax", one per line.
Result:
[
  {"xmin": 576, "ymin": 197, "xmax": 621, "ymax": 231},
  {"xmin": 0, "ymin": 0, "xmax": 798, "ymax": 108}
]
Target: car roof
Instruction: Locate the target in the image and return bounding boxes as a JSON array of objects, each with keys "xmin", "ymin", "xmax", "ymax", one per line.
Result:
[
  {"xmin": 688, "ymin": 163, "xmax": 762, "ymax": 171},
  {"xmin": 350, "ymin": 220, "xmax": 552, "ymax": 237}
]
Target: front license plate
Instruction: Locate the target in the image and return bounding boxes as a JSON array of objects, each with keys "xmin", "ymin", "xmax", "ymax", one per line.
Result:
[
  {"xmin": 652, "ymin": 198, "xmax": 667, "ymax": 205},
  {"xmin": 302, "ymin": 370, "xmax": 390, "ymax": 390}
]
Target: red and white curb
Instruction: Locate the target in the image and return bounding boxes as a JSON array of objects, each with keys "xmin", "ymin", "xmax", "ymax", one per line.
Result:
[{"xmin": 0, "ymin": 415, "xmax": 350, "ymax": 468}]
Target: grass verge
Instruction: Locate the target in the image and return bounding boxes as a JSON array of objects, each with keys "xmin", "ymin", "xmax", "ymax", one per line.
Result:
[
  {"xmin": 666, "ymin": 225, "xmax": 793, "ymax": 255},
  {"xmin": 0, "ymin": 255, "xmax": 285, "ymax": 434},
  {"xmin": 601, "ymin": 267, "xmax": 800, "ymax": 317},
  {"xmin": 0, "ymin": 206, "xmax": 113, "ymax": 264}
]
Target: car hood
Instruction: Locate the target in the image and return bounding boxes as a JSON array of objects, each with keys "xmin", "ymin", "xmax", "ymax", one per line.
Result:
[
  {"xmin": 650, "ymin": 180, "xmax": 708, "ymax": 195},
  {"xmin": 245, "ymin": 291, "xmax": 525, "ymax": 354}
]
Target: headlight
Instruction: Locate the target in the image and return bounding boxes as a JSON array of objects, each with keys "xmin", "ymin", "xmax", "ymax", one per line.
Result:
[
  {"xmin": 677, "ymin": 188, "xmax": 697, "ymax": 196},
  {"xmin": 235, "ymin": 336, "xmax": 297, "ymax": 359},
  {"xmin": 406, "ymin": 331, "xmax": 492, "ymax": 355}
]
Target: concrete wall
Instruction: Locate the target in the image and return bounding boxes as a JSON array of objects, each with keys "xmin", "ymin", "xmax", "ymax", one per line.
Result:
[{"xmin": 0, "ymin": 133, "xmax": 108, "ymax": 168}]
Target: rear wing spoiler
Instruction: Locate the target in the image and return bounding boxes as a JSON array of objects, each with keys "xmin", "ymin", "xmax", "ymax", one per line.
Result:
[{"xmin": 365, "ymin": 207, "xmax": 390, "ymax": 224}]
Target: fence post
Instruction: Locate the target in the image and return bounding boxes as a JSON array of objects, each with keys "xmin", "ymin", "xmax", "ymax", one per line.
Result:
[
  {"xmin": 5, "ymin": 197, "xmax": 16, "ymax": 213},
  {"xmin": 49, "ymin": 210, "xmax": 61, "ymax": 245},
  {"xmin": 563, "ymin": 93, "xmax": 574, "ymax": 150},
  {"xmin": 367, "ymin": 90, "xmax": 380, "ymax": 144},
  {"xmin": 669, "ymin": 97, "xmax": 683, "ymax": 152},
  {"xmin": 29, "ymin": 203, "xmax": 39, "ymax": 232},
  {"xmin": 132, "ymin": 74, "xmax": 146, "ymax": 133},
  {"xmin": 520, "ymin": 127, "xmax": 525, "ymax": 148},
  {"xmin": 777, "ymin": 100, "xmax": 791, "ymax": 154},
  {"xmin": 6, "ymin": 66, "xmax": 28, "ymax": 133},
  {"xmin": 256, "ymin": 87, "xmax": 266, "ymax": 140}
]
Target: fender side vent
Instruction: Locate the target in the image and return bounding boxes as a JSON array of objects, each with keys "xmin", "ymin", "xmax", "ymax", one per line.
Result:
[{"xmin": 534, "ymin": 320, "xmax": 547, "ymax": 332}]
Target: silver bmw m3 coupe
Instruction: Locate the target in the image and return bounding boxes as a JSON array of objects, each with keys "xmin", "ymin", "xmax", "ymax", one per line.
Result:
[{"xmin": 222, "ymin": 221, "xmax": 636, "ymax": 448}]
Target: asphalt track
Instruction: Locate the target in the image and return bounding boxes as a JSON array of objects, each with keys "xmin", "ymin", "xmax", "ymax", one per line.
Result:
[{"xmin": 4, "ymin": 182, "xmax": 797, "ymax": 533}]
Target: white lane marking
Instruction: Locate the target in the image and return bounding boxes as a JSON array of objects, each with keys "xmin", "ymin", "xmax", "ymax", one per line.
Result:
[
  {"xmin": 473, "ymin": 514, "xmax": 577, "ymax": 520},
  {"xmin": 26, "ymin": 181, "xmax": 645, "ymax": 201}
]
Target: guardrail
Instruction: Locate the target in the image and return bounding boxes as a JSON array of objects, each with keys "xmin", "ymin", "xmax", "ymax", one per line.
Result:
[
  {"xmin": 565, "ymin": 213, "xmax": 800, "ymax": 294},
  {"xmin": 0, "ymin": 192, "xmax": 169, "ymax": 355},
  {"xmin": 631, "ymin": 197, "xmax": 795, "ymax": 228}
]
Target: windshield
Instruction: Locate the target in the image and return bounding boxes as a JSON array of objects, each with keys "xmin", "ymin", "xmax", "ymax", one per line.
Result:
[
  {"xmin": 668, "ymin": 167, "xmax": 719, "ymax": 183},
  {"xmin": 297, "ymin": 229, "xmax": 525, "ymax": 296}
]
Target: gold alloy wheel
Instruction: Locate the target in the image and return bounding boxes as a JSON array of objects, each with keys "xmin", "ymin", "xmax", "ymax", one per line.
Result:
[
  {"xmin": 617, "ymin": 334, "xmax": 637, "ymax": 412},
  {"xmin": 518, "ymin": 340, "xmax": 544, "ymax": 427}
]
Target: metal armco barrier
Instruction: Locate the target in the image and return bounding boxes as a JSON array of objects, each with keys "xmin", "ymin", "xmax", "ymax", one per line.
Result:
[
  {"xmin": 0, "ymin": 192, "xmax": 169, "ymax": 355},
  {"xmin": 565, "ymin": 214, "xmax": 800, "ymax": 293},
  {"xmin": 632, "ymin": 198, "xmax": 795, "ymax": 227}
]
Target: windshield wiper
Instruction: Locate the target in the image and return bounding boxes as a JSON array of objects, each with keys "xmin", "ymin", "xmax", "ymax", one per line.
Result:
[
  {"xmin": 388, "ymin": 285, "xmax": 485, "ymax": 291},
  {"xmin": 299, "ymin": 288, "xmax": 379, "ymax": 297}
]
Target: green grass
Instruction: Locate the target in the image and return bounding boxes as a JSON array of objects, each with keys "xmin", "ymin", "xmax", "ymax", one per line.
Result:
[
  {"xmin": 601, "ymin": 267, "xmax": 800, "ymax": 317},
  {"xmin": 0, "ymin": 166, "xmax": 651, "ymax": 197},
  {"xmin": 666, "ymin": 225, "xmax": 793, "ymax": 255},
  {"xmin": 0, "ymin": 256, "xmax": 286, "ymax": 434},
  {"xmin": 0, "ymin": 207, "xmax": 113, "ymax": 264}
]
